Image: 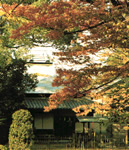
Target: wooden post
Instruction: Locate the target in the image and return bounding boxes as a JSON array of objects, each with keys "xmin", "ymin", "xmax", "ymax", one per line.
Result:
[
  {"xmin": 83, "ymin": 122, "xmax": 85, "ymax": 147},
  {"xmin": 72, "ymin": 133, "xmax": 76, "ymax": 149},
  {"xmin": 100, "ymin": 122, "xmax": 102, "ymax": 143},
  {"xmin": 125, "ymin": 129, "xmax": 128, "ymax": 148},
  {"xmin": 83, "ymin": 122, "xmax": 85, "ymax": 135},
  {"xmin": 94, "ymin": 131, "xmax": 96, "ymax": 148}
]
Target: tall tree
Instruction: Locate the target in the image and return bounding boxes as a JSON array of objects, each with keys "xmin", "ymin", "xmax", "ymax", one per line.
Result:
[
  {"xmin": 0, "ymin": 47, "xmax": 38, "ymax": 144},
  {"xmin": 0, "ymin": 0, "xmax": 39, "ymax": 144},
  {"xmin": 1, "ymin": 0, "xmax": 129, "ymax": 123}
]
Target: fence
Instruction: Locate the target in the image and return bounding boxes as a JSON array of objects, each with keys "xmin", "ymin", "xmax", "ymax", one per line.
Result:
[{"xmin": 31, "ymin": 133, "xmax": 129, "ymax": 150}]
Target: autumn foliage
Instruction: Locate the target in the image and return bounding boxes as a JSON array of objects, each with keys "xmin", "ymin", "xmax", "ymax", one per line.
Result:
[{"xmin": 1, "ymin": 0, "xmax": 129, "ymax": 122}]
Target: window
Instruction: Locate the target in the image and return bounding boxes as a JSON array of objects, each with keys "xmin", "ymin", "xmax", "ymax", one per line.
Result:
[{"xmin": 34, "ymin": 113, "xmax": 54, "ymax": 129}]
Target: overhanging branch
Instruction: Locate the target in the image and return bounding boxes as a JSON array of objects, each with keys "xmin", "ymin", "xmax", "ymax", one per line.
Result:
[
  {"xmin": 64, "ymin": 21, "xmax": 105, "ymax": 35},
  {"xmin": 0, "ymin": 0, "xmax": 25, "ymax": 26},
  {"xmin": 10, "ymin": 0, "xmax": 25, "ymax": 14},
  {"xmin": 79, "ymin": 61, "xmax": 129, "ymax": 97}
]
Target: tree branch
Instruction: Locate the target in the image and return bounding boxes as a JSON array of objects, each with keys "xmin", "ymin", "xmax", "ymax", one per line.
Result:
[
  {"xmin": 10, "ymin": 0, "xmax": 25, "ymax": 14},
  {"xmin": 0, "ymin": 0, "xmax": 9, "ymax": 15},
  {"xmin": 0, "ymin": 0, "xmax": 25, "ymax": 26},
  {"xmin": 79, "ymin": 61, "xmax": 129, "ymax": 97},
  {"xmin": 64, "ymin": 21, "xmax": 105, "ymax": 35}
]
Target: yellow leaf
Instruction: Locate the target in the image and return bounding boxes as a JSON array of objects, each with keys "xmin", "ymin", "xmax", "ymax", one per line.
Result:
[
  {"xmin": 0, "ymin": 10, "xmax": 5, "ymax": 16},
  {"xmin": 123, "ymin": 126, "xmax": 129, "ymax": 131},
  {"xmin": 127, "ymin": 25, "xmax": 129, "ymax": 29}
]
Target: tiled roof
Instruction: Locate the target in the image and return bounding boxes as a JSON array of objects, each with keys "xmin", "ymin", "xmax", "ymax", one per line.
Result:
[
  {"xmin": 25, "ymin": 96, "xmax": 93, "ymax": 110},
  {"xmin": 77, "ymin": 116, "xmax": 108, "ymax": 123}
]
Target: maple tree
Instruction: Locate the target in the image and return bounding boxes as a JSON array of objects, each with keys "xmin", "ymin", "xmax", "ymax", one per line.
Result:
[{"xmin": 1, "ymin": 0, "xmax": 129, "ymax": 125}]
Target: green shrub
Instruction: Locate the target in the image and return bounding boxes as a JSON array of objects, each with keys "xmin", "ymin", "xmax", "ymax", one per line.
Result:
[
  {"xmin": 0, "ymin": 145, "xmax": 7, "ymax": 150},
  {"xmin": 9, "ymin": 109, "xmax": 34, "ymax": 150}
]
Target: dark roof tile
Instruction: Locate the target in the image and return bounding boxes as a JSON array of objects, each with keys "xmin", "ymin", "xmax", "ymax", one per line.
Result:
[{"xmin": 25, "ymin": 96, "xmax": 93, "ymax": 110}]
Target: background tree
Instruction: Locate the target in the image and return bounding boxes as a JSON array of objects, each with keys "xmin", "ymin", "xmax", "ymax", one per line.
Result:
[
  {"xmin": 9, "ymin": 109, "xmax": 33, "ymax": 150},
  {"xmin": 0, "ymin": 0, "xmax": 39, "ymax": 144},
  {"xmin": 1, "ymin": 0, "xmax": 129, "ymax": 124},
  {"xmin": 0, "ymin": 47, "xmax": 38, "ymax": 144}
]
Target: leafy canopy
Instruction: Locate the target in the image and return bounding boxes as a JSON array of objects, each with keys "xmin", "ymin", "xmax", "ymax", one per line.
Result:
[{"xmin": 2, "ymin": 0, "xmax": 129, "ymax": 124}]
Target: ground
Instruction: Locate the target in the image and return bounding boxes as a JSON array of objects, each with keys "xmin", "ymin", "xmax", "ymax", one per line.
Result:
[{"xmin": 31, "ymin": 143, "xmax": 129, "ymax": 150}]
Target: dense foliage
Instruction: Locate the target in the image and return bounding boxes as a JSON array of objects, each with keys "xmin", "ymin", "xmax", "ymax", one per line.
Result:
[
  {"xmin": 0, "ymin": 57, "xmax": 37, "ymax": 119},
  {"xmin": 9, "ymin": 109, "xmax": 34, "ymax": 150},
  {"xmin": 0, "ymin": 0, "xmax": 38, "ymax": 5},
  {"xmin": 0, "ymin": 48, "xmax": 37, "ymax": 144},
  {"xmin": 0, "ymin": 145, "xmax": 7, "ymax": 150},
  {"xmin": 0, "ymin": 0, "xmax": 129, "ymax": 126}
]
